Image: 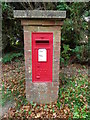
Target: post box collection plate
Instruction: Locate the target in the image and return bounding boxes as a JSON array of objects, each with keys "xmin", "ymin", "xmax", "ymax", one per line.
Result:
[
  {"xmin": 32, "ymin": 32, "xmax": 53, "ymax": 82},
  {"xmin": 38, "ymin": 49, "xmax": 47, "ymax": 62}
]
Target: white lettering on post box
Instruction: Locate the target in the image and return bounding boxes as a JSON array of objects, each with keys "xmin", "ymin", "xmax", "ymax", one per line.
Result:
[{"xmin": 38, "ymin": 49, "xmax": 47, "ymax": 62}]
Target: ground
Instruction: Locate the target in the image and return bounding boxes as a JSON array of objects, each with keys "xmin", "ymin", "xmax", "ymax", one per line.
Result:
[{"xmin": 1, "ymin": 57, "xmax": 89, "ymax": 119}]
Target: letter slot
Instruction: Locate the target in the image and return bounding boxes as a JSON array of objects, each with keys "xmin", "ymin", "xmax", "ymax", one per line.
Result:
[{"xmin": 36, "ymin": 40, "xmax": 49, "ymax": 44}]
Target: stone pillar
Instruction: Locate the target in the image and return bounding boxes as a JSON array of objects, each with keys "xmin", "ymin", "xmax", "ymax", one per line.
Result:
[
  {"xmin": 22, "ymin": 19, "xmax": 62, "ymax": 103},
  {"xmin": 13, "ymin": 10, "xmax": 66, "ymax": 104}
]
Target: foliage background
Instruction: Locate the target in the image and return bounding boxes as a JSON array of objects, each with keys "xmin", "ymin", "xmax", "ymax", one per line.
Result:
[{"xmin": 2, "ymin": 2, "xmax": 89, "ymax": 64}]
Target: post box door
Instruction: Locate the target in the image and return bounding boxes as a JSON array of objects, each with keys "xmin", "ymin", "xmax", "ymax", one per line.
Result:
[{"xmin": 32, "ymin": 32, "xmax": 53, "ymax": 82}]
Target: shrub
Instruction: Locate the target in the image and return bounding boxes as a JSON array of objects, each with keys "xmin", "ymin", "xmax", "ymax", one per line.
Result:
[
  {"xmin": 72, "ymin": 44, "xmax": 88, "ymax": 63},
  {"xmin": 57, "ymin": 3, "xmax": 89, "ymax": 64},
  {"xmin": 60, "ymin": 44, "xmax": 71, "ymax": 66},
  {"xmin": 2, "ymin": 52, "xmax": 23, "ymax": 63}
]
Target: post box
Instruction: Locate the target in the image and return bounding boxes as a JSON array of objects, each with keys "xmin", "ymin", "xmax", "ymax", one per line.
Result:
[
  {"xmin": 32, "ymin": 32, "xmax": 53, "ymax": 82},
  {"xmin": 14, "ymin": 10, "xmax": 66, "ymax": 104}
]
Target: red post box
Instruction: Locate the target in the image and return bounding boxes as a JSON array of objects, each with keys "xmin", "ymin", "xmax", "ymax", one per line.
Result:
[{"xmin": 32, "ymin": 32, "xmax": 53, "ymax": 82}]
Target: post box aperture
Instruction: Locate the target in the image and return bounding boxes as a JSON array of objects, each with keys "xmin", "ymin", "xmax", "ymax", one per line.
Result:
[{"xmin": 32, "ymin": 32, "xmax": 53, "ymax": 82}]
